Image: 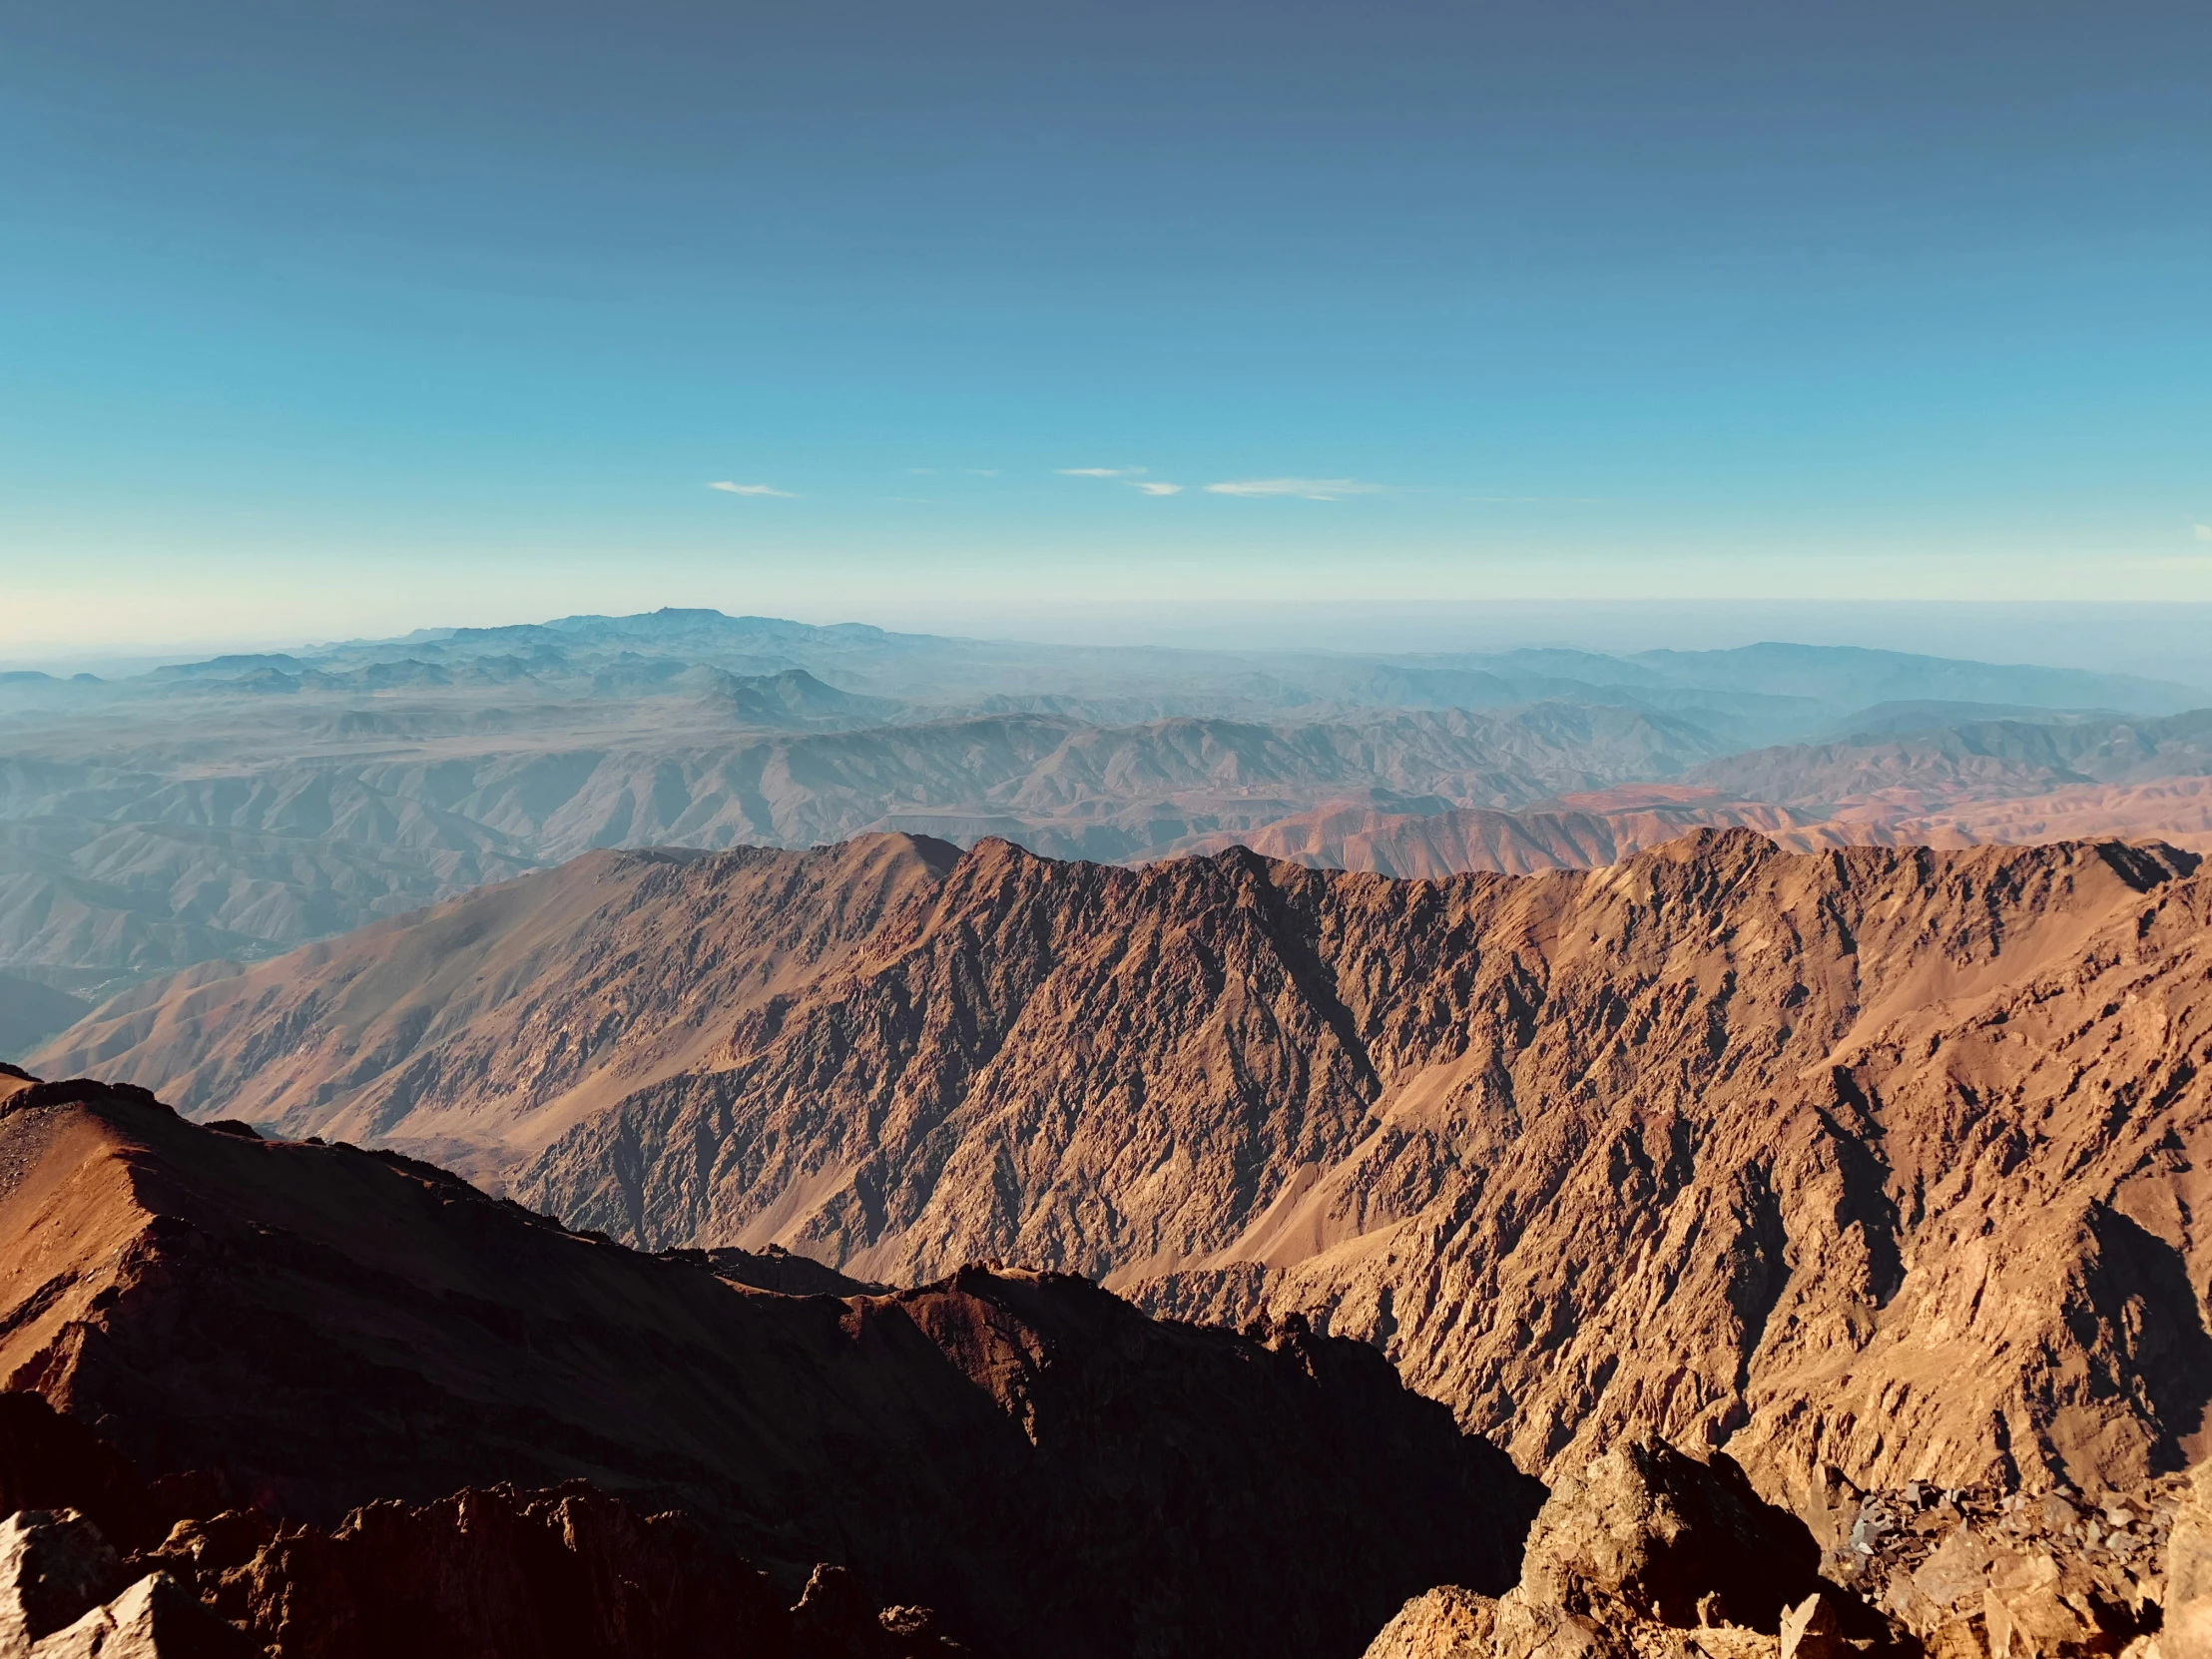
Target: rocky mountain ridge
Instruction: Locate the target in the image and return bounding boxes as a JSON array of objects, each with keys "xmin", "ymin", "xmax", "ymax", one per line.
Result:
[
  {"xmin": 0, "ymin": 1074, "xmax": 1538, "ymax": 1658},
  {"xmin": 42, "ymin": 830, "xmax": 2212, "ymax": 1511}
]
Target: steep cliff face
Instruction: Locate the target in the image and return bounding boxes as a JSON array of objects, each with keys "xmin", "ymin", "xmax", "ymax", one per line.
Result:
[
  {"xmin": 39, "ymin": 831, "xmax": 2212, "ymax": 1501},
  {"xmin": 0, "ymin": 1080, "xmax": 1538, "ymax": 1659}
]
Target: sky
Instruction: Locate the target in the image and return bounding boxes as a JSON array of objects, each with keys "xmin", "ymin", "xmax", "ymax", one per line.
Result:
[{"xmin": 2, "ymin": 0, "xmax": 2209, "ymax": 653}]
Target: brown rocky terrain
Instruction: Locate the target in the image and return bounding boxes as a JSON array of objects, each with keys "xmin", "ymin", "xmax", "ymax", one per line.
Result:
[
  {"xmin": 47, "ymin": 831, "xmax": 2212, "ymax": 1503},
  {"xmin": 1368, "ymin": 1440, "xmax": 2212, "ymax": 1659},
  {"xmin": 34, "ymin": 835, "xmax": 961, "ymax": 1185},
  {"xmin": 35, "ymin": 830, "xmax": 2212, "ymax": 1509},
  {"xmin": 0, "ymin": 1075, "xmax": 1539, "ymax": 1659}
]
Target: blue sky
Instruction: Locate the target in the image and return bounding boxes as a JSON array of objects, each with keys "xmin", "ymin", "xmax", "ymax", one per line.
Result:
[{"xmin": 2, "ymin": 0, "xmax": 2209, "ymax": 650}]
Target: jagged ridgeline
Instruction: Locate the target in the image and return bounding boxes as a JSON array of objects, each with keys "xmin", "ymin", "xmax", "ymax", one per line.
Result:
[
  {"xmin": 41, "ymin": 829, "xmax": 2212, "ymax": 1505},
  {"xmin": 0, "ymin": 1075, "xmax": 1539, "ymax": 1659}
]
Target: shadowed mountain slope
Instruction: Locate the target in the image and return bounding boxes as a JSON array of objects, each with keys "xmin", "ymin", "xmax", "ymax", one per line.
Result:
[
  {"xmin": 37, "ymin": 830, "xmax": 2212, "ymax": 1507},
  {"xmin": 0, "ymin": 1076, "xmax": 1538, "ymax": 1659}
]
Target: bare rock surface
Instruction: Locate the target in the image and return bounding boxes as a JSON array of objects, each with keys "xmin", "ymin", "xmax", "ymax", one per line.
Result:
[
  {"xmin": 2157, "ymin": 1462, "xmax": 2211, "ymax": 1659},
  {"xmin": 0, "ymin": 1474, "xmax": 957, "ymax": 1658},
  {"xmin": 1514, "ymin": 1441, "xmax": 1828, "ymax": 1633},
  {"xmin": 1, "ymin": 1509, "xmax": 123, "ymax": 1649},
  {"xmin": 1364, "ymin": 1438, "xmax": 1882, "ymax": 1659},
  {"xmin": 0, "ymin": 1081, "xmax": 1538, "ymax": 1659},
  {"xmin": 1365, "ymin": 1585, "xmax": 1498, "ymax": 1659},
  {"xmin": 1372, "ymin": 1445, "xmax": 2212, "ymax": 1659},
  {"xmin": 1797, "ymin": 1468, "xmax": 2180, "ymax": 1657}
]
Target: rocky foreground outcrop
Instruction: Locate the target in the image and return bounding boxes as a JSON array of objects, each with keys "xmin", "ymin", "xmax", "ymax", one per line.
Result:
[
  {"xmin": 1367, "ymin": 1438, "xmax": 2212, "ymax": 1659},
  {"xmin": 0, "ymin": 1076, "xmax": 1539, "ymax": 1659},
  {"xmin": 0, "ymin": 1395, "xmax": 967, "ymax": 1658},
  {"xmin": 2170, "ymin": 1462, "xmax": 2212, "ymax": 1659},
  {"xmin": 1365, "ymin": 1438, "xmax": 1885, "ymax": 1659}
]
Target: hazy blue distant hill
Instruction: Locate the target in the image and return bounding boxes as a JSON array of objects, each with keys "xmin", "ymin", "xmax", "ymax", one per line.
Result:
[
  {"xmin": 0, "ymin": 970, "xmax": 90, "ymax": 1057},
  {"xmin": 43, "ymin": 612, "xmax": 2202, "ymax": 727},
  {"xmin": 5, "ymin": 609, "xmax": 2208, "ymax": 996},
  {"xmin": 1688, "ymin": 707, "xmax": 2212, "ymax": 806},
  {"xmin": 1822, "ymin": 701, "xmax": 2119, "ymax": 741},
  {"xmin": 1627, "ymin": 641, "xmax": 2203, "ymax": 716}
]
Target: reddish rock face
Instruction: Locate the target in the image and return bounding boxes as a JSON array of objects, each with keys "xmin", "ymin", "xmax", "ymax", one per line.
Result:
[
  {"xmin": 0, "ymin": 1084, "xmax": 1539, "ymax": 1659},
  {"xmin": 37, "ymin": 830, "xmax": 2212, "ymax": 1501}
]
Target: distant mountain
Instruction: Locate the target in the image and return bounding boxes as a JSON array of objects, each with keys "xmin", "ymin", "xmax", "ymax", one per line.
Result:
[
  {"xmin": 47, "ymin": 830, "xmax": 2212, "ymax": 1505},
  {"xmin": 0, "ymin": 971, "xmax": 89, "ymax": 1056},
  {"xmin": 1687, "ymin": 708, "xmax": 2212, "ymax": 807},
  {"xmin": 1816, "ymin": 699, "xmax": 2118, "ymax": 740},
  {"xmin": 5, "ymin": 609, "xmax": 2207, "ymax": 991},
  {"xmin": 22, "ymin": 610, "xmax": 2202, "ymax": 724},
  {"xmin": 1173, "ymin": 792, "xmax": 1824, "ymax": 876},
  {"xmin": 0, "ymin": 704, "xmax": 1727, "ymax": 982},
  {"xmin": 1625, "ymin": 641, "xmax": 2205, "ymax": 715},
  {"xmin": 700, "ymin": 666, "xmax": 903, "ymax": 727}
]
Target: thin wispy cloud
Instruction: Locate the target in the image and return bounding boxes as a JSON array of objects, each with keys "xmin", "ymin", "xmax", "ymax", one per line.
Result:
[
  {"xmin": 707, "ymin": 481, "xmax": 795, "ymax": 497},
  {"xmin": 965, "ymin": 468, "xmax": 1000, "ymax": 477},
  {"xmin": 1132, "ymin": 481, "xmax": 1182, "ymax": 496},
  {"xmin": 907, "ymin": 466, "xmax": 936, "ymax": 476},
  {"xmin": 1057, "ymin": 466, "xmax": 1147, "ymax": 478},
  {"xmin": 1465, "ymin": 494, "xmax": 1602, "ymax": 504},
  {"xmin": 2195, "ymin": 523, "xmax": 2212, "ymax": 542},
  {"xmin": 1204, "ymin": 477, "xmax": 1384, "ymax": 501}
]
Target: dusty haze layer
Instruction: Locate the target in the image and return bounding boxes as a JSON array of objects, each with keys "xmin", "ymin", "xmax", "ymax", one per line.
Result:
[{"xmin": 6, "ymin": 608, "xmax": 2209, "ymax": 1011}]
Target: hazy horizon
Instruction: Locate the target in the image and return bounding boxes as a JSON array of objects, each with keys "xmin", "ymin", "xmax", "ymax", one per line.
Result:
[{"xmin": 11, "ymin": 598, "xmax": 2212, "ymax": 694}]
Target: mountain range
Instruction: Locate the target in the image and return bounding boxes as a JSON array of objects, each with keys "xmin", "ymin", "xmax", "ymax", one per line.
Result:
[
  {"xmin": 5, "ymin": 610, "xmax": 2210, "ymax": 1018},
  {"xmin": 39, "ymin": 828, "xmax": 2212, "ymax": 1516}
]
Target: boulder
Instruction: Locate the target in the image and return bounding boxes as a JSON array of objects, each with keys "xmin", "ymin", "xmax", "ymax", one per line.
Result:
[
  {"xmin": 1780, "ymin": 1592, "xmax": 1846, "ymax": 1659},
  {"xmin": 28, "ymin": 1571, "xmax": 250, "ymax": 1659},
  {"xmin": 1516, "ymin": 1440, "xmax": 1823, "ymax": 1632},
  {"xmin": 0, "ymin": 1510, "xmax": 123, "ymax": 1648},
  {"xmin": 1366, "ymin": 1441, "xmax": 1904, "ymax": 1659},
  {"xmin": 0, "ymin": 1508, "xmax": 245, "ymax": 1659},
  {"xmin": 1362, "ymin": 1585, "xmax": 1498, "ymax": 1659},
  {"xmin": 2163, "ymin": 1462, "xmax": 2212, "ymax": 1659}
]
